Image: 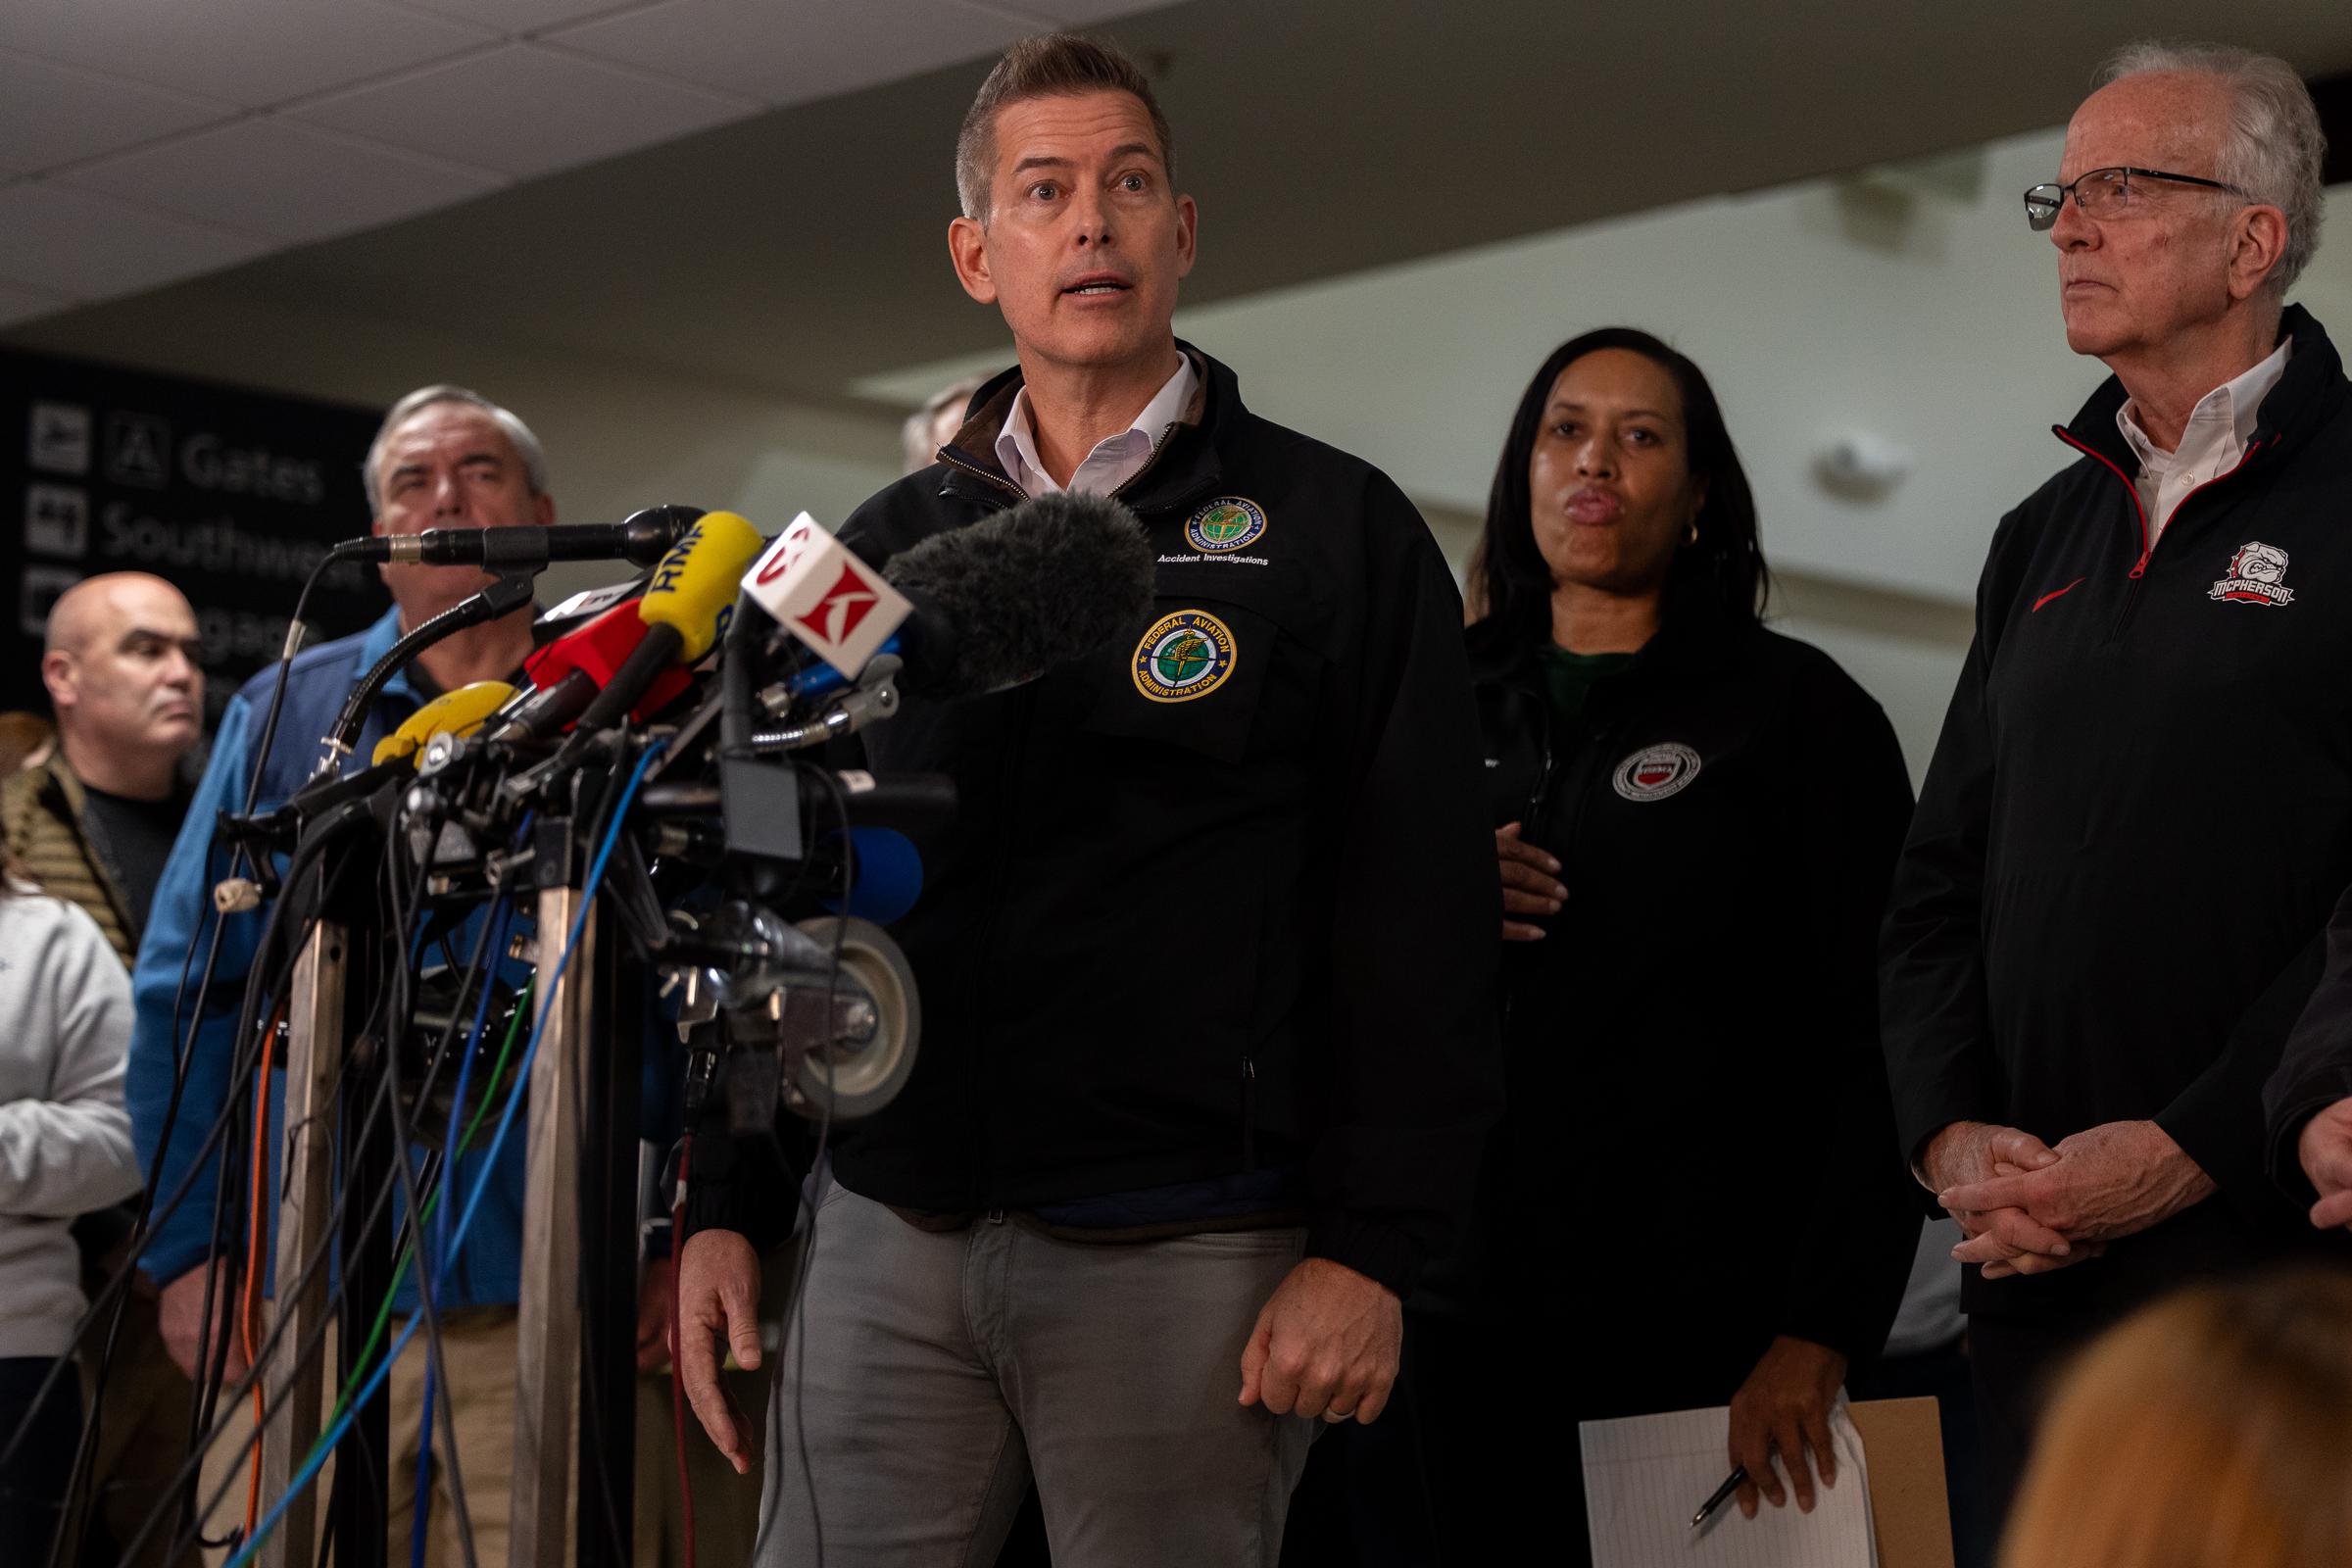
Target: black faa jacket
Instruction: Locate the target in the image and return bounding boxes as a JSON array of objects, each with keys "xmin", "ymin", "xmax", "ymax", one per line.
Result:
[
  {"xmin": 1882, "ymin": 304, "xmax": 2352, "ymax": 1323},
  {"xmin": 747, "ymin": 347, "xmax": 1498, "ymax": 1297},
  {"xmin": 1466, "ymin": 613, "xmax": 1919, "ymax": 1411}
]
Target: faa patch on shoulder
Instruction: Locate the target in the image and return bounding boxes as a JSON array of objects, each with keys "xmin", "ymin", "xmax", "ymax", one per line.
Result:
[
  {"xmin": 1132, "ymin": 609, "xmax": 1239, "ymax": 703},
  {"xmin": 1185, "ymin": 496, "xmax": 1269, "ymax": 553},
  {"xmin": 1612, "ymin": 743, "xmax": 1701, "ymax": 803}
]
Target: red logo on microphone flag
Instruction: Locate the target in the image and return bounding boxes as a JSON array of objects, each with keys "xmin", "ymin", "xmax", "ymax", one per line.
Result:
[
  {"xmin": 755, "ymin": 516, "xmax": 817, "ymax": 585},
  {"xmin": 741, "ymin": 510, "xmax": 913, "ymax": 678},
  {"xmin": 798, "ymin": 563, "xmax": 881, "ymax": 646}
]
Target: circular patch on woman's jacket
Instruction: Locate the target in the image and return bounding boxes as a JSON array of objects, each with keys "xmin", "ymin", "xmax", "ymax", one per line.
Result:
[{"xmin": 1612, "ymin": 743, "xmax": 1702, "ymax": 802}]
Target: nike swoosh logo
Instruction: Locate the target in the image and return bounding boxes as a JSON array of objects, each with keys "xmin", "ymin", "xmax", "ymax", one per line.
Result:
[{"xmin": 2033, "ymin": 576, "xmax": 2088, "ymax": 612}]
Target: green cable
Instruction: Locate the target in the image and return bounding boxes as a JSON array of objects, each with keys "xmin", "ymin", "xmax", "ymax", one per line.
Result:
[{"xmin": 315, "ymin": 978, "xmax": 536, "ymax": 1435}]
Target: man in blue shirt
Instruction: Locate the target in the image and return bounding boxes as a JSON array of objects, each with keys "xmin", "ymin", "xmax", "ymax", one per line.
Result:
[{"xmin": 127, "ymin": 385, "xmax": 557, "ymax": 1566}]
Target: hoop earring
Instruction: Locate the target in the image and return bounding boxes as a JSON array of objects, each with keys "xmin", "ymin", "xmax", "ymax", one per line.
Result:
[{"xmin": 1686, "ymin": 522, "xmax": 1699, "ymax": 546}]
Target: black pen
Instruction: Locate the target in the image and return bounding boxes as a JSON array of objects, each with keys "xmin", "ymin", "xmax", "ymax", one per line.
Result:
[{"xmin": 1690, "ymin": 1466, "xmax": 1745, "ymax": 1530}]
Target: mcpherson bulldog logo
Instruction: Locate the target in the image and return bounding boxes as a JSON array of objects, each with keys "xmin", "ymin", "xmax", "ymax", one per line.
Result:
[
  {"xmin": 2210, "ymin": 541, "xmax": 2295, "ymax": 607},
  {"xmin": 1612, "ymin": 743, "xmax": 1702, "ymax": 803}
]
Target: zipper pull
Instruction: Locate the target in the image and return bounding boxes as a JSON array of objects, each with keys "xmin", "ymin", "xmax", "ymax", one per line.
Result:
[{"xmin": 985, "ymin": 1207, "xmax": 1006, "ymax": 1225}]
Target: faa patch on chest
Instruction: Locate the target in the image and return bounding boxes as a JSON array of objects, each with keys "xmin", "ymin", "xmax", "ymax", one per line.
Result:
[
  {"xmin": 1613, "ymin": 743, "xmax": 1702, "ymax": 803},
  {"xmin": 1185, "ymin": 496, "xmax": 1269, "ymax": 553},
  {"xmin": 1132, "ymin": 609, "xmax": 1239, "ymax": 703}
]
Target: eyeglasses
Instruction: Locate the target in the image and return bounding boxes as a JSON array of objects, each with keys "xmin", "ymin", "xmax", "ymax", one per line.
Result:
[{"xmin": 2023, "ymin": 166, "xmax": 2248, "ymax": 230}]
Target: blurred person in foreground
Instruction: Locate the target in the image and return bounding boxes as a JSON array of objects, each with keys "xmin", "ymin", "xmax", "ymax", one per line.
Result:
[{"xmin": 1999, "ymin": 1268, "xmax": 2352, "ymax": 1568}]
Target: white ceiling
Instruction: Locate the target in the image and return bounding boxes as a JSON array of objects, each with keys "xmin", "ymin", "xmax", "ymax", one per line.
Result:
[{"xmin": 0, "ymin": 0, "xmax": 1164, "ymax": 324}]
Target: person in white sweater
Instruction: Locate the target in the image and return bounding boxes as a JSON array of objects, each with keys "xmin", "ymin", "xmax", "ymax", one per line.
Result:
[{"xmin": 0, "ymin": 865, "xmax": 142, "ymax": 1557}]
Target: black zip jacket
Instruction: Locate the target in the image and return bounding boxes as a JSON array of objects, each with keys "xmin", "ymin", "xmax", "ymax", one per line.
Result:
[
  {"xmin": 1461, "ymin": 613, "xmax": 1917, "ymax": 1408},
  {"xmin": 1882, "ymin": 304, "xmax": 2352, "ymax": 1321},
  {"xmin": 697, "ymin": 347, "xmax": 1498, "ymax": 1296}
]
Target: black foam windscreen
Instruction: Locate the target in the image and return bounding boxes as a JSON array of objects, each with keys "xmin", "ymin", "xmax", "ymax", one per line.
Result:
[{"xmin": 883, "ymin": 491, "xmax": 1155, "ymax": 699}]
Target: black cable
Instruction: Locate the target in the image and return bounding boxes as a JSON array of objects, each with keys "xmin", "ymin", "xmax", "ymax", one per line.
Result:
[
  {"xmin": 375, "ymin": 832, "xmax": 479, "ymax": 1568},
  {"xmin": 786, "ymin": 760, "xmax": 859, "ymax": 1568},
  {"xmin": 118, "ymin": 870, "xmax": 516, "ymax": 1568},
  {"xmin": 244, "ymin": 563, "xmax": 334, "ymax": 819},
  {"xmin": 2, "ymin": 819, "xmax": 348, "ymax": 1485},
  {"xmin": 38, "ymin": 551, "xmax": 341, "ymax": 1549},
  {"xmin": 322, "ymin": 574, "xmax": 534, "ymax": 759},
  {"xmin": 550, "ymin": 730, "xmax": 646, "ymax": 1568},
  {"xmin": 85, "ymin": 847, "xmax": 353, "ymax": 1567},
  {"xmin": 48, "ymin": 559, "xmax": 405, "ymax": 1559}
]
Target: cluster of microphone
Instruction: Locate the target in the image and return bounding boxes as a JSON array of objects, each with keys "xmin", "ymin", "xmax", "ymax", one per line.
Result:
[{"xmin": 270, "ymin": 491, "xmax": 1159, "ymax": 1122}]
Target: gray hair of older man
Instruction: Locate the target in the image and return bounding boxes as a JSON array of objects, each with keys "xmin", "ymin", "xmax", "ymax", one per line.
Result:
[
  {"xmin": 902, "ymin": 375, "xmax": 987, "ymax": 474},
  {"xmin": 361, "ymin": 384, "xmax": 551, "ymax": 516},
  {"xmin": 2100, "ymin": 40, "xmax": 2328, "ymax": 296}
]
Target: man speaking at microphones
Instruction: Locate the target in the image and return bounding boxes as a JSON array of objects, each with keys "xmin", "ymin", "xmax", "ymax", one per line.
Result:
[
  {"xmin": 675, "ymin": 33, "xmax": 1499, "ymax": 1567},
  {"xmin": 122, "ymin": 385, "xmax": 614, "ymax": 1566}
]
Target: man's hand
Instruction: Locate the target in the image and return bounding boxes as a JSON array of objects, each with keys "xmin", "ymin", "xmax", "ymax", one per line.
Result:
[
  {"xmin": 159, "ymin": 1260, "xmax": 248, "ymax": 1383},
  {"xmin": 2297, "ymin": 1097, "xmax": 2352, "ymax": 1229},
  {"xmin": 1921, "ymin": 1122, "xmax": 2082, "ymax": 1279},
  {"xmin": 1495, "ymin": 822, "xmax": 1565, "ymax": 943},
  {"xmin": 1940, "ymin": 1119, "xmax": 2214, "ymax": 1278},
  {"xmin": 1726, "ymin": 1337, "xmax": 1846, "ymax": 1517},
  {"xmin": 675, "ymin": 1229, "xmax": 764, "ymax": 1475},
  {"xmin": 637, "ymin": 1255, "xmax": 677, "ymax": 1372},
  {"xmin": 1238, "ymin": 1257, "xmax": 1401, "ymax": 1423}
]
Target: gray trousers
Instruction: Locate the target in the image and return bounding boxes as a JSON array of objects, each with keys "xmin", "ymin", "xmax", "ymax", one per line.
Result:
[{"xmin": 752, "ymin": 1178, "xmax": 1316, "ymax": 1567}]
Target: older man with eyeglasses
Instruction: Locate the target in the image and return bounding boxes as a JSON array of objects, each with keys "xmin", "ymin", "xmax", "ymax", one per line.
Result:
[{"xmin": 1880, "ymin": 39, "xmax": 2350, "ymax": 1535}]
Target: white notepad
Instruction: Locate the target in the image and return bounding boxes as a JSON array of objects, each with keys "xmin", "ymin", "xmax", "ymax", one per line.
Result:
[{"xmin": 1579, "ymin": 1397, "xmax": 1877, "ymax": 1568}]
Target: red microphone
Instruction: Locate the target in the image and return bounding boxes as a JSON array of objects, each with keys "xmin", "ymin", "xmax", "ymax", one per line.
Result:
[{"xmin": 504, "ymin": 602, "xmax": 693, "ymax": 737}]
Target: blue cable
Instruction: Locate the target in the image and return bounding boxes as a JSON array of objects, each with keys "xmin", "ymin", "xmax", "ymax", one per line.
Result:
[
  {"xmin": 229, "ymin": 749, "xmax": 664, "ymax": 1568},
  {"xmin": 412, "ymin": 892, "xmax": 517, "ymax": 1561}
]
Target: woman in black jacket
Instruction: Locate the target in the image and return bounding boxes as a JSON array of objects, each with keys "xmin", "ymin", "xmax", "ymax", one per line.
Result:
[{"xmin": 1379, "ymin": 329, "xmax": 1922, "ymax": 1564}]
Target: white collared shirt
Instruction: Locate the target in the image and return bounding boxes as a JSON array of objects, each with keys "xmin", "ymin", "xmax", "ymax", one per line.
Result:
[
  {"xmin": 2117, "ymin": 337, "xmax": 2289, "ymax": 546},
  {"xmin": 995, "ymin": 353, "xmax": 1196, "ymax": 500}
]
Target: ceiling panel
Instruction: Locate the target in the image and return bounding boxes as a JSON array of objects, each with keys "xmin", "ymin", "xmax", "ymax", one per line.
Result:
[
  {"xmin": 545, "ymin": 0, "xmax": 1024, "ymax": 107},
  {"xmin": 0, "ymin": 182, "xmax": 268, "ymax": 298},
  {"xmin": 0, "ymin": 0, "xmax": 495, "ymax": 110},
  {"xmin": 0, "ymin": 278, "xmax": 74, "ymax": 328},
  {"xmin": 287, "ymin": 41, "xmax": 754, "ymax": 177},
  {"xmin": 57, "ymin": 119, "xmax": 505, "ymax": 245},
  {"xmin": 385, "ymin": 0, "xmax": 668, "ymax": 35},
  {"xmin": 0, "ymin": 50, "xmax": 231, "ymax": 174}
]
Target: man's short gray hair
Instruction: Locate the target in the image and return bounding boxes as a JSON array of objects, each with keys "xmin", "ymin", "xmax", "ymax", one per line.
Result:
[
  {"xmin": 2099, "ymin": 40, "xmax": 2328, "ymax": 295},
  {"xmin": 362, "ymin": 384, "xmax": 550, "ymax": 515}
]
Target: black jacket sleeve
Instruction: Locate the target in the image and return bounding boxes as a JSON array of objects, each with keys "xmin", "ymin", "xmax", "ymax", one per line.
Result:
[
  {"xmin": 2159, "ymin": 925, "xmax": 2328, "ymax": 1211},
  {"xmin": 1880, "ymin": 516, "xmax": 2016, "ymax": 1177},
  {"xmin": 1304, "ymin": 474, "xmax": 1502, "ymax": 1298},
  {"xmin": 1774, "ymin": 668, "xmax": 1924, "ymax": 1365},
  {"xmin": 2263, "ymin": 886, "xmax": 2352, "ymax": 1203}
]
